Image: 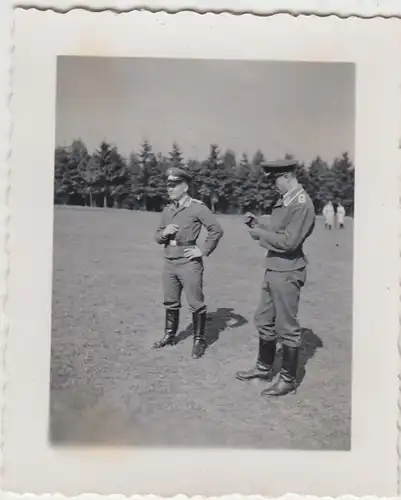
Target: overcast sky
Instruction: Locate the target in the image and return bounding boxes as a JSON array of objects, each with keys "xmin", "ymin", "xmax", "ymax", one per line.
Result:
[{"xmin": 55, "ymin": 56, "xmax": 355, "ymax": 165}]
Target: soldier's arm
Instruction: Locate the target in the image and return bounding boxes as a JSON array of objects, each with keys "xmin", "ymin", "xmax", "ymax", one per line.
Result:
[
  {"xmin": 155, "ymin": 209, "xmax": 169, "ymax": 244},
  {"xmin": 256, "ymin": 204, "xmax": 315, "ymax": 253},
  {"xmin": 197, "ymin": 204, "xmax": 224, "ymax": 256},
  {"xmin": 255, "ymin": 215, "xmax": 271, "ymax": 231}
]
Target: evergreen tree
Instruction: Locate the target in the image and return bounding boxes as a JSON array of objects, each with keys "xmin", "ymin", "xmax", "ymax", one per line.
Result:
[
  {"xmin": 69, "ymin": 139, "xmax": 90, "ymax": 205},
  {"xmin": 54, "ymin": 139, "xmax": 89, "ymax": 206},
  {"xmin": 136, "ymin": 140, "xmax": 153, "ymax": 210},
  {"xmin": 53, "ymin": 138, "xmax": 355, "ymax": 217},
  {"xmin": 82, "ymin": 155, "xmax": 102, "ymax": 208},
  {"xmin": 198, "ymin": 144, "xmax": 233, "ymax": 213},
  {"xmin": 234, "ymin": 153, "xmax": 257, "ymax": 212},
  {"xmin": 168, "ymin": 142, "xmax": 184, "ymax": 168},
  {"xmin": 137, "ymin": 141, "xmax": 166, "ymax": 211},
  {"xmin": 186, "ymin": 159, "xmax": 202, "ymax": 199},
  {"xmin": 223, "ymin": 149, "xmax": 237, "ymax": 171},
  {"xmin": 54, "ymin": 146, "xmax": 70, "ymax": 205},
  {"xmin": 330, "ymin": 152, "xmax": 354, "ymax": 213},
  {"xmin": 308, "ymin": 156, "xmax": 331, "ymax": 213},
  {"xmin": 251, "ymin": 150, "xmax": 278, "ymax": 214},
  {"xmin": 221, "ymin": 149, "xmax": 237, "ymax": 212},
  {"xmin": 145, "ymin": 153, "xmax": 167, "ymax": 211},
  {"xmin": 90, "ymin": 141, "xmax": 128, "ymax": 208},
  {"xmin": 250, "ymin": 149, "xmax": 265, "ymax": 179},
  {"xmin": 198, "ymin": 144, "xmax": 218, "ymax": 212},
  {"xmin": 121, "ymin": 152, "xmax": 142, "ymax": 209}
]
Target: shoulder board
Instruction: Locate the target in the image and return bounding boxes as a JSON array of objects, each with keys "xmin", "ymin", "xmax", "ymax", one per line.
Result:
[{"xmin": 192, "ymin": 198, "xmax": 205, "ymax": 205}]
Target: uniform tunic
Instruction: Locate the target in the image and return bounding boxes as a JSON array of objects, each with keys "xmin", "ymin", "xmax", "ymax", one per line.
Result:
[
  {"xmin": 249, "ymin": 187, "xmax": 316, "ymax": 347},
  {"xmin": 155, "ymin": 196, "xmax": 224, "ymax": 313}
]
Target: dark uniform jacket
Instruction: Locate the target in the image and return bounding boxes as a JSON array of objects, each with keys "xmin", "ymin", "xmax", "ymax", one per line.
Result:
[
  {"xmin": 155, "ymin": 196, "xmax": 224, "ymax": 260},
  {"xmin": 250, "ymin": 186, "xmax": 316, "ymax": 271}
]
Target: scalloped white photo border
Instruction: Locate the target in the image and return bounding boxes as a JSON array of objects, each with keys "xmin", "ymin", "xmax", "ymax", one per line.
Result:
[
  {"xmin": 2, "ymin": 8, "xmax": 401, "ymax": 499},
  {"xmin": 10, "ymin": 0, "xmax": 401, "ymax": 17}
]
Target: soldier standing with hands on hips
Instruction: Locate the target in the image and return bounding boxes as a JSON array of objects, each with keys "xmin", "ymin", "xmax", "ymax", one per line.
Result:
[
  {"xmin": 153, "ymin": 167, "xmax": 224, "ymax": 359},
  {"xmin": 237, "ymin": 159, "xmax": 316, "ymax": 397}
]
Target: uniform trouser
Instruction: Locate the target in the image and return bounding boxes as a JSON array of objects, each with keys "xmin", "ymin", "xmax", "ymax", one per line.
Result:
[
  {"xmin": 163, "ymin": 257, "xmax": 206, "ymax": 313},
  {"xmin": 254, "ymin": 267, "xmax": 306, "ymax": 348}
]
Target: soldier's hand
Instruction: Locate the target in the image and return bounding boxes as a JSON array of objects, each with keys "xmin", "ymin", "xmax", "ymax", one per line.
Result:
[
  {"xmin": 244, "ymin": 212, "xmax": 258, "ymax": 228},
  {"xmin": 162, "ymin": 224, "xmax": 179, "ymax": 237},
  {"xmin": 184, "ymin": 247, "xmax": 203, "ymax": 260}
]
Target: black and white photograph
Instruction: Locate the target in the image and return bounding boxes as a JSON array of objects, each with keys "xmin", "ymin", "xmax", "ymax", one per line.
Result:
[
  {"xmin": 50, "ymin": 56, "xmax": 355, "ymax": 450},
  {"xmin": 6, "ymin": 10, "xmax": 401, "ymax": 497}
]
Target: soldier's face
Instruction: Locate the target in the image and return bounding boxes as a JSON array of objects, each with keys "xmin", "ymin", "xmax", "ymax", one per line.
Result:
[
  {"xmin": 167, "ymin": 180, "xmax": 187, "ymax": 200},
  {"xmin": 274, "ymin": 174, "xmax": 288, "ymax": 194}
]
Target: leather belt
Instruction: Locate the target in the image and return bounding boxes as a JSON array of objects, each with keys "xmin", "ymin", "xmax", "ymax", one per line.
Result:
[{"xmin": 169, "ymin": 240, "xmax": 196, "ymax": 247}]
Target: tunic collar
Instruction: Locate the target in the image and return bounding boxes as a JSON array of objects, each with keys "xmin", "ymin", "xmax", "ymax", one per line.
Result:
[
  {"xmin": 179, "ymin": 194, "xmax": 192, "ymax": 208},
  {"xmin": 283, "ymin": 186, "xmax": 304, "ymax": 207},
  {"xmin": 171, "ymin": 194, "xmax": 192, "ymax": 211}
]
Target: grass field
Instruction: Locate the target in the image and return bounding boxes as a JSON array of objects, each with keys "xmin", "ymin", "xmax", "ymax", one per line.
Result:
[{"xmin": 50, "ymin": 206, "xmax": 353, "ymax": 450}]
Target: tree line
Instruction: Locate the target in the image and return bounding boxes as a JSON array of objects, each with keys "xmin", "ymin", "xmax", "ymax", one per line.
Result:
[{"xmin": 54, "ymin": 139, "xmax": 355, "ymax": 215}]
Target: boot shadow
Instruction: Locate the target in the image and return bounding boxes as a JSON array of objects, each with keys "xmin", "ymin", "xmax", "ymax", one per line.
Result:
[
  {"xmin": 272, "ymin": 327, "xmax": 323, "ymax": 384},
  {"xmin": 298, "ymin": 328, "xmax": 323, "ymax": 384},
  {"xmin": 174, "ymin": 307, "xmax": 248, "ymax": 349}
]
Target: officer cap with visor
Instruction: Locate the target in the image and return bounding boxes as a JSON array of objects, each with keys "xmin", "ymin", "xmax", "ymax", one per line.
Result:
[
  {"xmin": 166, "ymin": 167, "xmax": 192, "ymax": 186},
  {"xmin": 261, "ymin": 159, "xmax": 299, "ymax": 178}
]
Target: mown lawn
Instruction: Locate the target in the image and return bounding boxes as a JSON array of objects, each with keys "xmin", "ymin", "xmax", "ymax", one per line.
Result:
[{"xmin": 50, "ymin": 206, "xmax": 353, "ymax": 450}]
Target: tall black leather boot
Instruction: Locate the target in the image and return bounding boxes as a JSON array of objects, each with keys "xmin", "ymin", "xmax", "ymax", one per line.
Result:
[
  {"xmin": 236, "ymin": 338, "xmax": 276, "ymax": 382},
  {"xmin": 191, "ymin": 310, "xmax": 207, "ymax": 359},
  {"xmin": 152, "ymin": 308, "xmax": 179, "ymax": 348},
  {"xmin": 261, "ymin": 344, "xmax": 299, "ymax": 396}
]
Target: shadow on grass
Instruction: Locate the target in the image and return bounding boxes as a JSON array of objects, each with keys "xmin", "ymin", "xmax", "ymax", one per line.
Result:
[
  {"xmin": 174, "ymin": 307, "xmax": 248, "ymax": 348},
  {"xmin": 298, "ymin": 327, "xmax": 324, "ymax": 383}
]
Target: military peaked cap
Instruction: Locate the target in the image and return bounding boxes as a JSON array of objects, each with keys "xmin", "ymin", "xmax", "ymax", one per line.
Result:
[
  {"xmin": 261, "ymin": 159, "xmax": 299, "ymax": 175},
  {"xmin": 166, "ymin": 167, "xmax": 192, "ymax": 183}
]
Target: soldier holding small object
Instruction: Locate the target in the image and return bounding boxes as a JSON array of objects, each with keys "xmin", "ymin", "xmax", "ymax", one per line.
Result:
[{"xmin": 236, "ymin": 159, "xmax": 316, "ymax": 397}]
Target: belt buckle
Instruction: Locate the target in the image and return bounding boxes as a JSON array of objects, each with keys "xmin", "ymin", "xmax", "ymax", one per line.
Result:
[{"xmin": 170, "ymin": 240, "xmax": 177, "ymax": 246}]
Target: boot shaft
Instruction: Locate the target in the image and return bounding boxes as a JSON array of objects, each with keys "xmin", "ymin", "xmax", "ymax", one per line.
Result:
[
  {"xmin": 258, "ymin": 338, "xmax": 276, "ymax": 369},
  {"xmin": 260, "ymin": 345, "xmax": 300, "ymax": 397},
  {"xmin": 236, "ymin": 339, "xmax": 276, "ymax": 381},
  {"xmin": 192, "ymin": 310, "xmax": 206, "ymax": 339},
  {"xmin": 152, "ymin": 308, "xmax": 180, "ymax": 349},
  {"xmin": 165, "ymin": 308, "xmax": 180, "ymax": 335},
  {"xmin": 280, "ymin": 344, "xmax": 299, "ymax": 382},
  {"xmin": 191, "ymin": 310, "xmax": 207, "ymax": 358}
]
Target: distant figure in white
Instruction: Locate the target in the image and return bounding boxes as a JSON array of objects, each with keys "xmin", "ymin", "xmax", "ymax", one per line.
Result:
[
  {"xmin": 336, "ymin": 202, "xmax": 346, "ymax": 229},
  {"xmin": 322, "ymin": 201, "xmax": 335, "ymax": 229}
]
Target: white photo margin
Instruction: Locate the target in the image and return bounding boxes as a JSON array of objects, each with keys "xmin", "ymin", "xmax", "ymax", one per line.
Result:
[{"xmin": 4, "ymin": 9, "xmax": 401, "ymax": 498}]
